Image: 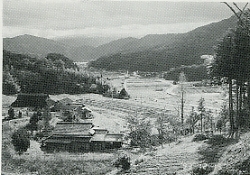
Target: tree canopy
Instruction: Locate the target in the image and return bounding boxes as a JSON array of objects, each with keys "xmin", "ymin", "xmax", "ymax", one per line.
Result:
[
  {"xmin": 11, "ymin": 128, "xmax": 30, "ymax": 155},
  {"xmin": 210, "ymin": 6, "xmax": 250, "ymax": 137},
  {"xmin": 3, "ymin": 51, "xmax": 107, "ymax": 95}
]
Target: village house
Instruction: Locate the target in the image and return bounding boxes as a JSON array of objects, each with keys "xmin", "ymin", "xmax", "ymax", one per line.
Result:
[
  {"xmin": 41, "ymin": 121, "xmax": 123, "ymax": 152},
  {"xmin": 50, "ymin": 98, "xmax": 93, "ymax": 120},
  {"xmin": 11, "ymin": 93, "xmax": 55, "ymax": 109}
]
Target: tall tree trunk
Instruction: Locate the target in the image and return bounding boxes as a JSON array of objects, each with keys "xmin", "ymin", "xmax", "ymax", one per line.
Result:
[
  {"xmin": 228, "ymin": 77, "xmax": 234, "ymax": 138},
  {"xmin": 238, "ymin": 82, "xmax": 243, "ymax": 138},
  {"xmin": 235, "ymin": 82, "xmax": 239, "ymax": 138},
  {"xmin": 200, "ymin": 113, "xmax": 203, "ymax": 133}
]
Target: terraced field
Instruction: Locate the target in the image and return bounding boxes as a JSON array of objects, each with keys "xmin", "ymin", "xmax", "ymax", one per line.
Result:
[
  {"xmin": 125, "ymin": 136, "xmax": 203, "ymax": 175},
  {"xmin": 83, "ymin": 97, "xmax": 171, "ymax": 117}
]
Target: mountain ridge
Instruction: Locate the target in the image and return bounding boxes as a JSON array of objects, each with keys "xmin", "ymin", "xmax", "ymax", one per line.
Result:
[
  {"xmin": 3, "ymin": 15, "xmax": 237, "ymax": 66},
  {"xmin": 89, "ymin": 15, "xmax": 238, "ymax": 72}
]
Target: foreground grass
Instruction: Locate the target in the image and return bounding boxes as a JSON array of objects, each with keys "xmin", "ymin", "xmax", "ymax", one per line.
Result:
[{"xmin": 2, "ymin": 154, "xmax": 113, "ymax": 175}]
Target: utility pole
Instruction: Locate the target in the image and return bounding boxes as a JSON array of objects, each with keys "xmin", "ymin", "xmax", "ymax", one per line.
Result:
[
  {"xmin": 179, "ymin": 72, "xmax": 186, "ymax": 125},
  {"xmin": 181, "ymin": 87, "xmax": 184, "ymax": 125}
]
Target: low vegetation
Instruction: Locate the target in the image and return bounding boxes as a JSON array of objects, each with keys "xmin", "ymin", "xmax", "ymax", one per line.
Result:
[
  {"xmin": 113, "ymin": 154, "xmax": 131, "ymax": 172},
  {"xmin": 211, "ymin": 132, "xmax": 250, "ymax": 175},
  {"xmin": 192, "ymin": 134, "xmax": 208, "ymax": 142},
  {"xmin": 198, "ymin": 135, "xmax": 238, "ymax": 164},
  {"xmin": 191, "ymin": 163, "xmax": 214, "ymax": 175}
]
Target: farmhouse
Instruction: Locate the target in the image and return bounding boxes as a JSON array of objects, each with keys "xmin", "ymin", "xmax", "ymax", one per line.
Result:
[
  {"xmin": 50, "ymin": 98, "xmax": 79, "ymax": 112},
  {"xmin": 11, "ymin": 93, "xmax": 55, "ymax": 109},
  {"xmin": 41, "ymin": 121, "xmax": 123, "ymax": 152}
]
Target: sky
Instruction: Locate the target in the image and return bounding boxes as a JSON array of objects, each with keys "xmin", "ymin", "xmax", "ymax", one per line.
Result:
[{"xmin": 3, "ymin": 0, "xmax": 249, "ymax": 39}]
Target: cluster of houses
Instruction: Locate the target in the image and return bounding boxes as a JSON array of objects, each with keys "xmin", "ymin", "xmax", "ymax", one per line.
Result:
[{"xmin": 10, "ymin": 93, "xmax": 123, "ymax": 152}]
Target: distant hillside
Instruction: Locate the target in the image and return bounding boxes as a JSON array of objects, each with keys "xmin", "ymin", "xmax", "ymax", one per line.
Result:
[
  {"xmin": 94, "ymin": 37, "xmax": 139, "ymax": 57},
  {"xmin": 3, "ymin": 34, "xmax": 182, "ymax": 62},
  {"xmin": 54, "ymin": 36, "xmax": 120, "ymax": 47},
  {"xmin": 4, "ymin": 34, "xmax": 68, "ymax": 58},
  {"xmin": 3, "ymin": 35, "xmax": 143, "ymax": 62},
  {"xmin": 3, "ymin": 34, "xmax": 96, "ymax": 62},
  {"xmin": 163, "ymin": 64, "xmax": 209, "ymax": 82},
  {"xmin": 89, "ymin": 15, "xmax": 238, "ymax": 72},
  {"xmin": 119, "ymin": 34, "xmax": 185, "ymax": 53}
]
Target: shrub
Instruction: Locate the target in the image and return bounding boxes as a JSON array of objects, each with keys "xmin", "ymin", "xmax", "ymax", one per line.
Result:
[
  {"xmin": 216, "ymin": 167, "xmax": 239, "ymax": 175},
  {"xmin": 11, "ymin": 128, "xmax": 30, "ymax": 155},
  {"xmin": 150, "ymin": 134, "xmax": 160, "ymax": 146},
  {"xmin": 134, "ymin": 157, "xmax": 144, "ymax": 165},
  {"xmin": 206, "ymin": 135, "xmax": 236, "ymax": 146},
  {"xmin": 113, "ymin": 154, "xmax": 131, "ymax": 171},
  {"xmin": 34, "ymin": 132, "xmax": 46, "ymax": 141},
  {"xmin": 192, "ymin": 134, "xmax": 208, "ymax": 142},
  {"xmin": 238, "ymin": 157, "xmax": 250, "ymax": 173},
  {"xmin": 191, "ymin": 163, "xmax": 214, "ymax": 175}
]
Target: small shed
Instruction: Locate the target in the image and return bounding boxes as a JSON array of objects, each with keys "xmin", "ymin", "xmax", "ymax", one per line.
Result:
[
  {"xmin": 90, "ymin": 133, "xmax": 123, "ymax": 151},
  {"xmin": 119, "ymin": 88, "xmax": 130, "ymax": 99}
]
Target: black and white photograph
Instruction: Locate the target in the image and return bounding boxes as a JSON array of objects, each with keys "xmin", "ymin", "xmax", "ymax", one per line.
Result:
[{"xmin": 2, "ymin": 0, "xmax": 250, "ymax": 174}]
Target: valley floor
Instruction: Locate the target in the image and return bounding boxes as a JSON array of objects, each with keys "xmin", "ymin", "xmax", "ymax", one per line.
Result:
[{"xmin": 2, "ymin": 77, "xmax": 229, "ymax": 175}]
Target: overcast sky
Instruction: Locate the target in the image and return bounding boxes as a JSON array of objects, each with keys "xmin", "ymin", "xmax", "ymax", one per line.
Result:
[{"xmin": 3, "ymin": 0, "xmax": 248, "ymax": 39}]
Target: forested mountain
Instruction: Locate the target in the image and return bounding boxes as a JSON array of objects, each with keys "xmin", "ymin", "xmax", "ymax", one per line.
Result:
[
  {"xmin": 5, "ymin": 34, "xmax": 177, "ymax": 62},
  {"xmin": 4, "ymin": 14, "xmax": 237, "ymax": 73},
  {"xmin": 3, "ymin": 34, "xmax": 96, "ymax": 62},
  {"xmin": 54, "ymin": 36, "xmax": 121, "ymax": 47},
  {"xmin": 89, "ymin": 15, "xmax": 238, "ymax": 72}
]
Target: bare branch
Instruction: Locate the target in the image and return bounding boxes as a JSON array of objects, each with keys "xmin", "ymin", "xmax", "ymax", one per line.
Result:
[
  {"xmin": 233, "ymin": 2, "xmax": 248, "ymax": 18},
  {"xmin": 222, "ymin": 2, "xmax": 240, "ymax": 19},
  {"xmin": 223, "ymin": 2, "xmax": 250, "ymax": 31}
]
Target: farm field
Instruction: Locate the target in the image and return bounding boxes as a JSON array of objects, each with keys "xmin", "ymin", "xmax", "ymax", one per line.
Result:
[{"xmin": 2, "ymin": 76, "xmax": 226, "ymax": 175}]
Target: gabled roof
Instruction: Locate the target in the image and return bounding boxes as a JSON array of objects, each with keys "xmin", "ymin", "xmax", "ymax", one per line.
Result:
[
  {"xmin": 52, "ymin": 101, "xmax": 81, "ymax": 111},
  {"xmin": 11, "ymin": 93, "xmax": 54, "ymax": 108},
  {"xmin": 58, "ymin": 97, "xmax": 73, "ymax": 105}
]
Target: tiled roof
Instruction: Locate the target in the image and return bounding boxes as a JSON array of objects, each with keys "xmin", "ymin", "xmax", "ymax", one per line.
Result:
[{"xmin": 53, "ymin": 122, "xmax": 93, "ymax": 134}]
